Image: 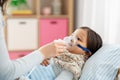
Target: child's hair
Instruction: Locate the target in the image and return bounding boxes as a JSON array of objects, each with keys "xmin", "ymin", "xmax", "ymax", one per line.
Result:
[
  {"xmin": 0, "ymin": 0, "xmax": 8, "ymax": 13},
  {"xmin": 79, "ymin": 26, "xmax": 103, "ymax": 55}
]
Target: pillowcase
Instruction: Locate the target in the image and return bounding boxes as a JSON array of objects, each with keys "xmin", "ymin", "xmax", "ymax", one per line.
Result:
[{"xmin": 80, "ymin": 44, "xmax": 120, "ymax": 80}]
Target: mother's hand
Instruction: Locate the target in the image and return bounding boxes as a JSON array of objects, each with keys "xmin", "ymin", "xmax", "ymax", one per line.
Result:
[{"xmin": 38, "ymin": 40, "xmax": 66, "ymax": 59}]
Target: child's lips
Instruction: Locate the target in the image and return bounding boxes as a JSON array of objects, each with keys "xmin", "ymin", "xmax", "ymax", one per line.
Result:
[
  {"xmin": 66, "ymin": 43, "xmax": 72, "ymax": 49},
  {"xmin": 67, "ymin": 43, "xmax": 76, "ymax": 48},
  {"xmin": 68, "ymin": 43, "xmax": 72, "ymax": 46}
]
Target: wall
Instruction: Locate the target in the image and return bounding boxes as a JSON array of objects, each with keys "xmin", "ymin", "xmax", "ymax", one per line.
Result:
[{"xmin": 75, "ymin": 0, "xmax": 105, "ymax": 40}]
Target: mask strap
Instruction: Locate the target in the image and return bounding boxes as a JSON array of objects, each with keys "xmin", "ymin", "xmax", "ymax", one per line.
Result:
[{"xmin": 77, "ymin": 44, "xmax": 91, "ymax": 54}]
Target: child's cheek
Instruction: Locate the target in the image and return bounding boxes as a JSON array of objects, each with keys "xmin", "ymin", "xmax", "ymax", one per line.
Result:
[{"xmin": 67, "ymin": 46, "xmax": 76, "ymax": 52}]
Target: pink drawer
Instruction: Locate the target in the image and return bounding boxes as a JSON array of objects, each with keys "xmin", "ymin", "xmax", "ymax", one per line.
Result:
[
  {"xmin": 9, "ymin": 51, "xmax": 30, "ymax": 60},
  {"xmin": 39, "ymin": 18, "xmax": 68, "ymax": 46}
]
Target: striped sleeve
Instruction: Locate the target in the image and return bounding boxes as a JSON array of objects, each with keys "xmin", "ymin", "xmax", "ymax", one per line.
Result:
[
  {"xmin": 28, "ymin": 65, "xmax": 55, "ymax": 80},
  {"xmin": 80, "ymin": 44, "xmax": 120, "ymax": 80}
]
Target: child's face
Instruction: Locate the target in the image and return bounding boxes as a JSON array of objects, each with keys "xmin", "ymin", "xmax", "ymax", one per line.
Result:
[{"xmin": 67, "ymin": 29, "xmax": 87, "ymax": 55}]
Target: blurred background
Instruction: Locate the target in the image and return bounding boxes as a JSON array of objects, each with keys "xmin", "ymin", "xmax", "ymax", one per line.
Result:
[
  {"xmin": 76, "ymin": 0, "xmax": 120, "ymax": 44},
  {"xmin": 4, "ymin": 0, "xmax": 120, "ymax": 59}
]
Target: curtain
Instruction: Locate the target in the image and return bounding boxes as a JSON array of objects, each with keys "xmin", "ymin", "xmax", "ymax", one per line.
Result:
[{"xmin": 77, "ymin": 0, "xmax": 120, "ymax": 44}]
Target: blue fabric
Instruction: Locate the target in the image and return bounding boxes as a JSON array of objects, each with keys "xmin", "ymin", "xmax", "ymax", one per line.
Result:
[
  {"xmin": 80, "ymin": 44, "xmax": 120, "ymax": 80},
  {"xmin": 26, "ymin": 44, "xmax": 120, "ymax": 80},
  {"xmin": 27, "ymin": 65, "xmax": 55, "ymax": 80}
]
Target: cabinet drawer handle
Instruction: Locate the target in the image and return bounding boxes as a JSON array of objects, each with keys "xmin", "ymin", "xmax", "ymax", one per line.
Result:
[
  {"xmin": 50, "ymin": 21, "xmax": 57, "ymax": 24},
  {"xmin": 19, "ymin": 22, "xmax": 27, "ymax": 25},
  {"xmin": 19, "ymin": 54, "xmax": 25, "ymax": 57}
]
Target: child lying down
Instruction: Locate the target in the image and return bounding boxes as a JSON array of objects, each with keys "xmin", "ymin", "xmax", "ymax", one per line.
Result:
[{"xmin": 19, "ymin": 27, "xmax": 102, "ymax": 80}]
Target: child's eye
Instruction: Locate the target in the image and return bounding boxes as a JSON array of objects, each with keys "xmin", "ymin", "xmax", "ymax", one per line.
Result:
[{"xmin": 77, "ymin": 37, "xmax": 82, "ymax": 41}]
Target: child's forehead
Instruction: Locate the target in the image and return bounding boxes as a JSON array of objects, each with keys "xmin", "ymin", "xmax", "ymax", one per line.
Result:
[
  {"xmin": 72, "ymin": 29, "xmax": 87, "ymax": 36},
  {"xmin": 72, "ymin": 29, "xmax": 80, "ymax": 34}
]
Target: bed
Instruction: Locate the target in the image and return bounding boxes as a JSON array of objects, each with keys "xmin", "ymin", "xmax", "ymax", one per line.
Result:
[{"xmin": 18, "ymin": 44, "xmax": 120, "ymax": 80}]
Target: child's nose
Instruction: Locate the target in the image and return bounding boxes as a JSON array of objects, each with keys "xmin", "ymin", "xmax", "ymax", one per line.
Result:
[
  {"xmin": 71, "ymin": 38, "xmax": 77, "ymax": 44},
  {"xmin": 71, "ymin": 39, "xmax": 74, "ymax": 43}
]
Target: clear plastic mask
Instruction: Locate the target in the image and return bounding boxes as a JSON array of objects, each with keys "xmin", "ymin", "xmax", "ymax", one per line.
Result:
[
  {"xmin": 63, "ymin": 36, "xmax": 91, "ymax": 53},
  {"xmin": 63, "ymin": 36, "xmax": 78, "ymax": 46},
  {"xmin": 63, "ymin": 36, "xmax": 72, "ymax": 46}
]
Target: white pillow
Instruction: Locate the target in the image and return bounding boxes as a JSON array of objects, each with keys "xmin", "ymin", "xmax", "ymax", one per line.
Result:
[{"xmin": 80, "ymin": 44, "xmax": 120, "ymax": 80}]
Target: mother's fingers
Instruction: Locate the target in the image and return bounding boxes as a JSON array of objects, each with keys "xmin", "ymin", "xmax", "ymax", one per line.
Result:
[
  {"xmin": 54, "ymin": 39, "xmax": 66, "ymax": 46},
  {"xmin": 56, "ymin": 46, "xmax": 67, "ymax": 53},
  {"xmin": 57, "ymin": 46, "xmax": 67, "ymax": 49},
  {"xmin": 41, "ymin": 59, "xmax": 49, "ymax": 66}
]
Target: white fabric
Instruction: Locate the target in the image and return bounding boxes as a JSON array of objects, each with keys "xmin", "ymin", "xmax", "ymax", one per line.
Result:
[
  {"xmin": 55, "ymin": 70, "xmax": 73, "ymax": 80},
  {"xmin": 0, "ymin": 7, "xmax": 4, "ymax": 28},
  {"xmin": 0, "ymin": 9, "xmax": 45, "ymax": 80},
  {"xmin": 25, "ymin": 64, "xmax": 73, "ymax": 80},
  {"xmin": 25, "ymin": 58, "xmax": 73, "ymax": 80},
  {"xmin": 80, "ymin": 44, "xmax": 120, "ymax": 80}
]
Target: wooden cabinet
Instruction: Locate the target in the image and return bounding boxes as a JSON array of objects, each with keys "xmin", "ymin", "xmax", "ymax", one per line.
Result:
[
  {"xmin": 7, "ymin": 18, "xmax": 38, "ymax": 51},
  {"xmin": 6, "ymin": 0, "xmax": 74, "ymax": 59}
]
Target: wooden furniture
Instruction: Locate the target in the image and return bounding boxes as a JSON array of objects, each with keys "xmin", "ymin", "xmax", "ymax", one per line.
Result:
[
  {"xmin": 5, "ymin": 0, "xmax": 74, "ymax": 59},
  {"xmin": 7, "ymin": 18, "xmax": 38, "ymax": 51}
]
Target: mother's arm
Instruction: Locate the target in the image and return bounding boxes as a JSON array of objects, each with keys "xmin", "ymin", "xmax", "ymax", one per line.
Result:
[{"xmin": 0, "ymin": 28, "xmax": 45, "ymax": 80}]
